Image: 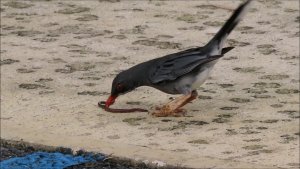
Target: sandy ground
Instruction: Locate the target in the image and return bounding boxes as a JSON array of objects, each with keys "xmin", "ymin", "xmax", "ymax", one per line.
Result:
[{"xmin": 1, "ymin": 0, "xmax": 299, "ymax": 168}]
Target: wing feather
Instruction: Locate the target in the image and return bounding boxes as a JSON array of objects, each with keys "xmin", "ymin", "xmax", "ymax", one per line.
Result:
[{"xmin": 149, "ymin": 48, "xmax": 222, "ymax": 83}]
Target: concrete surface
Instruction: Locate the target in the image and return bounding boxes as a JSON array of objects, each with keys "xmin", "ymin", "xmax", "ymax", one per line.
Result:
[{"xmin": 1, "ymin": 0, "xmax": 299, "ymax": 168}]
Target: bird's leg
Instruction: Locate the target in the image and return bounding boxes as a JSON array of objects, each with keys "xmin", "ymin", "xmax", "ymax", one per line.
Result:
[{"xmin": 152, "ymin": 90, "xmax": 198, "ymax": 117}]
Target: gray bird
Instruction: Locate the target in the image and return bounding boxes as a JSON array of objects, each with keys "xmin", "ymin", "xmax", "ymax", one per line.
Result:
[{"xmin": 102, "ymin": 0, "xmax": 253, "ymax": 116}]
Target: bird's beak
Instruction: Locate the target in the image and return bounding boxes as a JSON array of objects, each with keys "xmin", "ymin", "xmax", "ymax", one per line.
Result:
[{"xmin": 105, "ymin": 95, "xmax": 117, "ymax": 108}]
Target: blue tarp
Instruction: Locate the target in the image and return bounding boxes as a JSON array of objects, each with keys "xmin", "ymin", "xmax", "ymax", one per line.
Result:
[{"xmin": 0, "ymin": 152, "xmax": 105, "ymax": 169}]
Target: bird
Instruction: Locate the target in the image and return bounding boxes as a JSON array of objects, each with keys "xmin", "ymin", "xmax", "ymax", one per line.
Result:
[{"xmin": 101, "ymin": 0, "xmax": 253, "ymax": 117}]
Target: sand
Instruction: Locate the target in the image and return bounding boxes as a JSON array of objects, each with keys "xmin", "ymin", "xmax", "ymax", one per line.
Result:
[{"xmin": 1, "ymin": 0, "xmax": 299, "ymax": 168}]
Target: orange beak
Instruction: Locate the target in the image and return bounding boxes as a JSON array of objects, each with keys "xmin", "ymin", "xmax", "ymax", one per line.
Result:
[{"xmin": 105, "ymin": 95, "xmax": 117, "ymax": 108}]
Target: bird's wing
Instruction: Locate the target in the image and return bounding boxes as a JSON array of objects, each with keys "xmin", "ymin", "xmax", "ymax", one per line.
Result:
[{"xmin": 148, "ymin": 48, "xmax": 223, "ymax": 84}]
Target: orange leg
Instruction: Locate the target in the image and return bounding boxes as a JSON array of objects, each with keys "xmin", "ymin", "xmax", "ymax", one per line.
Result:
[{"xmin": 152, "ymin": 90, "xmax": 198, "ymax": 117}]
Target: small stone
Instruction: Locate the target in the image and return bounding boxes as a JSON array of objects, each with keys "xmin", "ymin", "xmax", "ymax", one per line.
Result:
[
  {"xmin": 259, "ymin": 74, "xmax": 289, "ymax": 80},
  {"xmin": 17, "ymin": 68, "xmax": 35, "ymax": 73},
  {"xmin": 260, "ymin": 119, "xmax": 279, "ymax": 123},
  {"xmin": 77, "ymin": 91, "xmax": 108, "ymax": 96},
  {"xmin": 0, "ymin": 59, "xmax": 19, "ymax": 65},
  {"xmin": 241, "ymin": 130, "xmax": 261, "ymax": 134},
  {"xmin": 39, "ymin": 90, "xmax": 55, "ymax": 95},
  {"xmin": 220, "ymin": 107, "xmax": 239, "ymax": 110},
  {"xmin": 242, "ymin": 145, "xmax": 266, "ymax": 150},
  {"xmin": 188, "ymin": 139, "xmax": 209, "ymax": 144},
  {"xmin": 110, "ymin": 35, "xmax": 127, "ymax": 39},
  {"xmin": 198, "ymin": 95, "xmax": 212, "ymax": 99},
  {"xmin": 233, "ymin": 67, "xmax": 262, "ymax": 73},
  {"xmin": 13, "ymin": 30, "xmax": 42, "ymax": 37},
  {"xmin": 243, "ymin": 139, "xmax": 262, "ymax": 142},
  {"xmin": 218, "ymin": 84, "xmax": 234, "ymax": 88},
  {"xmin": 126, "ymin": 101, "xmax": 141, "ymax": 105},
  {"xmin": 256, "ymin": 127, "xmax": 268, "ymax": 130},
  {"xmin": 252, "ymin": 95, "xmax": 271, "ymax": 99},
  {"xmin": 242, "ymin": 119, "xmax": 256, "ymax": 123},
  {"xmin": 275, "ymin": 89, "xmax": 299, "ymax": 94},
  {"xmin": 217, "ymin": 114, "xmax": 234, "ymax": 118},
  {"xmin": 19, "ymin": 83, "xmax": 46, "ymax": 89},
  {"xmin": 107, "ymin": 135, "xmax": 120, "ymax": 139},
  {"xmin": 161, "ymin": 119, "xmax": 172, "ymax": 122},
  {"xmin": 253, "ymin": 82, "xmax": 281, "ymax": 88},
  {"xmin": 230, "ymin": 98, "xmax": 250, "ymax": 103},
  {"xmin": 212, "ymin": 118, "xmax": 229, "ymax": 123},
  {"xmin": 185, "ymin": 120, "xmax": 209, "ymax": 125},
  {"xmin": 270, "ymin": 104, "xmax": 283, "ymax": 108},
  {"xmin": 75, "ymin": 14, "xmax": 98, "ymax": 21},
  {"xmin": 244, "ymin": 88, "xmax": 268, "ymax": 94},
  {"xmin": 56, "ymin": 7, "xmax": 90, "ymax": 14}
]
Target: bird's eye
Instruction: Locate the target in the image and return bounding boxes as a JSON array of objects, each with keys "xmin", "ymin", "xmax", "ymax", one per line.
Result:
[{"xmin": 116, "ymin": 83, "xmax": 123, "ymax": 91}]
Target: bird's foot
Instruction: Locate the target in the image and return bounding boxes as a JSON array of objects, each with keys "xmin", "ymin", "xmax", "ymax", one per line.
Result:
[
  {"xmin": 151, "ymin": 90, "xmax": 198, "ymax": 117},
  {"xmin": 152, "ymin": 106, "xmax": 187, "ymax": 117}
]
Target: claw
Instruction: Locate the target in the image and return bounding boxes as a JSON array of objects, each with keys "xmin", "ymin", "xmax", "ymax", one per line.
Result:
[
  {"xmin": 151, "ymin": 107, "xmax": 187, "ymax": 117},
  {"xmin": 151, "ymin": 90, "xmax": 198, "ymax": 117}
]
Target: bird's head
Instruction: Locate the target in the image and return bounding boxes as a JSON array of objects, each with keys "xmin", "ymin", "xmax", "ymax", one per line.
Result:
[{"xmin": 105, "ymin": 71, "xmax": 137, "ymax": 108}]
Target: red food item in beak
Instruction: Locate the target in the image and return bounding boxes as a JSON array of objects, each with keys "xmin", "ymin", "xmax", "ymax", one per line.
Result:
[{"xmin": 105, "ymin": 95, "xmax": 117, "ymax": 108}]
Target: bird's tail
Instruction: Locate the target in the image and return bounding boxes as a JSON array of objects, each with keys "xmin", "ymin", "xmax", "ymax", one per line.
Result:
[{"xmin": 204, "ymin": 0, "xmax": 252, "ymax": 55}]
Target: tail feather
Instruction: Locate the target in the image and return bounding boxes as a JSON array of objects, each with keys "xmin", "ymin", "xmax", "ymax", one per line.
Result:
[
  {"xmin": 221, "ymin": 47, "xmax": 234, "ymax": 55},
  {"xmin": 204, "ymin": 0, "xmax": 252, "ymax": 55}
]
